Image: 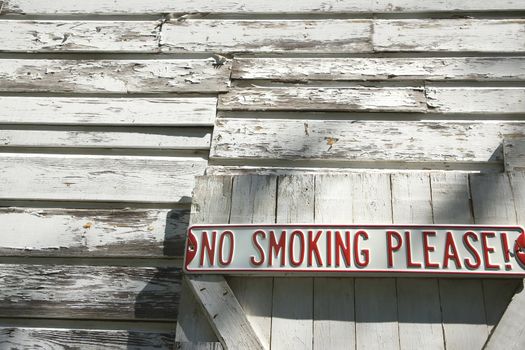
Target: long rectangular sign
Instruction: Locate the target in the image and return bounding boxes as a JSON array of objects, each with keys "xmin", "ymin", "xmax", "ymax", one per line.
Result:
[{"xmin": 184, "ymin": 224, "xmax": 525, "ymax": 276}]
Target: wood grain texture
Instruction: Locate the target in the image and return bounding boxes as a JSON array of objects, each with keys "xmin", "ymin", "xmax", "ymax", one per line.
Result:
[
  {"xmin": 504, "ymin": 138, "xmax": 525, "ymax": 172},
  {"xmin": 313, "ymin": 175, "xmax": 355, "ymax": 350},
  {"xmin": 0, "ymin": 264, "xmax": 181, "ymax": 320},
  {"xmin": 219, "ymin": 87, "xmax": 426, "ymax": 112},
  {"xmin": 470, "ymin": 173, "xmax": 517, "ymax": 225},
  {"xmin": 0, "ymin": 59, "xmax": 231, "ymax": 93},
  {"xmin": 0, "ymin": 20, "xmax": 160, "ymax": 53},
  {"xmin": 232, "ymin": 57, "xmax": 525, "ymax": 81},
  {"xmin": 391, "ymin": 173, "xmax": 444, "ymax": 350},
  {"xmin": 211, "ymin": 119, "xmax": 525, "ymax": 163},
  {"xmin": 0, "ymin": 127, "xmax": 211, "ymax": 150},
  {"xmin": 0, "ymin": 96, "xmax": 216, "ymax": 126},
  {"xmin": 0, "ymin": 153, "xmax": 206, "ymax": 203},
  {"xmin": 0, "ymin": 327, "xmax": 175, "ymax": 350},
  {"xmin": 374, "ymin": 19, "xmax": 525, "ymax": 53},
  {"xmin": 271, "ymin": 175, "xmax": 314, "ymax": 350},
  {"xmin": 0, "ymin": 207, "xmax": 189, "ymax": 258},
  {"xmin": 3, "ymin": 0, "xmax": 525, "ymax": 14},
  {"xmin": 161, "ymin": 20, "xmax": 372, "ymax": 53},
  {"xmin": 427, "ymin": 87, "xmax": 525, "ymax": 114},
  {"xmin": 430, "ymin": 172, "xmax": 474, "ymax": 224}
]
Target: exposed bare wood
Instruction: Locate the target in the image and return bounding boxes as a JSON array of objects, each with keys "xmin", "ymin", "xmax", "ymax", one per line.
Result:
[
  {"xmin": 232, "ymin": 57, "xmax": 525, "ymax": 81},
  {"xmin": 0, "ymin": 96, "xmax": 217, "ymax": 126},
  {"xmin": 219, "ymin": 87, "xmax": 426, "ymax": 112},
  {"xmin": 211, "ymin": 119, "xmax": 525, "ymax": 163},
  {"xmin": 176, "ymin": 342, "xmax": 223, "ymax": 350},
  {"xmin": 504, "ymin": 138, "xmax": 525, "ymax": 172},
  {"xmin": 0, "ymin": 153, "xmax": 207, "ymax": 203},
  {"xmin": 0, "ymin": 264, "xmax": 181, "ymax": 320},
  {"xmin": 161, "ymin": 20, "xmax": 372, "ymax": 53},
  {"xmin": 3, "ymin": 0, "xmax": 525, "ymax": 15},
  {"xmin": 0, "ymin": 127, "xmax": 210, "ymax": 150},
  {"xmin": 0, "ymin": 327, "xmax": 175, "ymax": 349},
  {"xmin": 427, "ymin": 87, "xmax": 525, "ymax": 114},
  {"xmin": 0, "ymin": 207, "xmax": 188, "ymax": 257},
  {"xmin": 0, "ymin": 59, "xmax": 230, "ymax": 93},
  {"xmin": 0, "ymin": 20, "xmax": 160, "ymax": 53},
  {"xmin": 374, "ymin": 19, "xmax": 525, "ymax": 53}
]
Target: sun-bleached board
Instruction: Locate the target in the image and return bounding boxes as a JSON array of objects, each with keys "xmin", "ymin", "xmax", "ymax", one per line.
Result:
[
  {"xmin": 211, "ymin": 119, "xmax": 525, "ymax": 163},
  {"xmin": 313, "ymin": 175, "xmax": 355, "ymax": 350},
  {"xmin": 0, "ymin": 59, "xmax": 230, "ymax": 93},
  {"xmin": 427, "ymin": 87, "xmax": 525, "ymax": 114},
  {"xmin": 0, "ymin": 154, "xmax": 206, "ymax": 203},
  {"xmin": 0, "ymin": 96, "xmax": 216, "ymax": 126},
  {"xmin": 219, "ymin": 87, "xmax": 426, "ymax": 112},
  {"xmin": 176, "ymin": 342, "xmax": 223, "ymax": 350},
  {"xmin": 0, "ymin": 327, "xmax": 175, "ymax": 350},
  {"xmin": 374, "ymin": 19, "xmax": 525, "ymax": 53},
  {"xmin": 0, "ymin": 20, "xmax": 159, "ymax": 53},
  {"xmin": 431, "ymin": 172, "xmax": 488, "ymax": 350},
  {"xmin": 352, "ymin": 173, "xmax": 399, "ymax": 350},
  {"xmin": 0, "ymin": 208, "xmax": 188, "ymax": 257},
  {"xmin": 161, "ymin": 20, "xmax": 372, "ymax": 53},
  {"xmin": 176, "ymin": 176, "xmax": 232, "ymax": 345},
  {"xmin": 0, "ymin": 264, "xmax": 181, "ymax": 320},
  {"xmin": 391, "ymin": 173, "xmax": 444, "ymax": 350},
  {"xmin": 504, "ymin": 139, "xmax": 525, "ymax": 172},
  {"xmin": 485, "ymin": 172, "xmax": 525, "ymax": 350},
  {"xmin": 4, "ymin": 0, "xmax": 525, "ymax": 15},
  {"xmin": 271, "ymin": 175, "xmax": 314, "ymax": 350},
  {"xmin": 228, "ymin": 176, "xmax": 277, "ymax": 350},
  {"xmin": 0, "ymin": 128, "xmax": 211, "ymax": 150},
  {"xmin": 232, "ymin": 57, "xmax": 525, "ymax": 81}
]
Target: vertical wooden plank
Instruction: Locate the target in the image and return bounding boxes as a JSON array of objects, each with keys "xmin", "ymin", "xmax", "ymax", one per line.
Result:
[
  {"xmin": 228, "ymin": 176, "xmax": 277, "ymax": 350},
  {"xmin": 485, "ymin": 171, "xmax": 525, "ymax": 350},
  {"xmin": 432, "ymin": 172, "xmax": 488, "ymax": 350},
  {"xmin": 470, "ymin": 173, "xmax": 521, "ymax": 332},
  {"xmin": 176, "ymin": 176, "xmax": 233, "ymax": 344},
  {"xmin": 353, "ymin": 173, "xmax": 399, "ymax": 350},
  {"xmin": 391, "ymin": 173, "xmax": 444, "ymax": 350},
  {"xmin": 313, "ymin": 175, "xmax": 355, "ymax": 350},
  {"xmin": 271, "ymin": 175, "xmax": 315, "ymax": 350}
]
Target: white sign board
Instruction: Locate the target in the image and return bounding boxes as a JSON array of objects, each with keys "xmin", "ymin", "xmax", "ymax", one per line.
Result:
[{"xmin": 184, "ymin": 224, "xmax": 525, "ymax": 276}]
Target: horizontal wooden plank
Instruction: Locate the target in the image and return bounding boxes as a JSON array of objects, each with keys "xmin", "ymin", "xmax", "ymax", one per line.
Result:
[
  {"xmin": 0, "ymin": 264, "xmax": 181, "ymax": 320},
  {"xmin": 0, "ymin": 207, "xmax": 188, "ymax": 257},
  {"xmin": 3, "ymin": 0, "xmax": 525, "ymax": 15},
  {"xmin": 0, "ymin": 327, "xmax": 175, "ymax": 349},
  {"xmin": 0, "ymin": 59, "xmax": 230, "ymax": 93},
  {"xmin": 504, "ymin": 138, "xmax": 525, "ymax": 171},
  {"xmin": 0, "ymin": 20, "xmax": 159, "ymax": 52},
  {"xmin": 427, "ymin": 87, "xmax": 525, "ymax": 114},
  {"xmin": 0, "ymin": 96, "xmax": 216, "ymax": 126},
  {"xmin": 374, "ymin": 19, "xmax": 525, "ymax": 52},
  {"xmin": 211, "ymin": 119, "xmax": 525, "ymax": 163},
  {"xmin": 0, "ymin": 154, "xmax": 206, "ymax": 203},
  {"xmin": 218, "ymin": 87, "xmax": 426, "ymax": 112},
  {"xmin": 232, "ymin": 57, "xmax": 525, "ymax": 81},
  {"xmin": 0, "ymin": 127, "xmax": 211, "ymax": 150},
  {"xmin": 161, "ymin": 20, "xmax": 372, "ymax": 53}
]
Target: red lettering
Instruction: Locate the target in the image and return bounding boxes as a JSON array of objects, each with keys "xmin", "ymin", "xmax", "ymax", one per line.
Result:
[
  {"xmin": 501, "ymin": 232, "xmax": 511, "ymax": 267},
  {"xmin": 354, "ymin": 230, "xmax": 369, "ymax": 267},
  {"xmin": 335, "ymin": 230, "xmax": 352, "ymax": 267},
  {"xmin": 387, "ymin": 230, "xmax": 402, "ymax": 267},
  {"xmin": 218, "ymin": 230, "xmax": 234, "ymax": 266},
  {"xmin": 481, "ymin": 231, "xmax": 500, "ymax": 270},
  {"xmin": 289, "ymin": 230, "xmax": 305, "ymax": 267},
  {"xmin": 405, "ymin": 231, "xmax": 422, "ymax": 268},
  {"xmin": 307, "ymin": 230, "xmax": 323, "ymax": 266},
  {"xmin": 463, "ymin": 231, "xmax": 481, "ymax": 269},
  {"xmin": 269, "ymin": 230, "xmax": 286, "ymax": 266},
  {"xmin": 423, "ymin": 231, "xmax": 439, "ymax": 268},
  {"xmin": 250, "ymin": 230, "xmax": 266, "ymax": 266},
  {"xmin": 199, "ymin": 231, "xmax": 216, "ymax": 266},
  {"xmin": 443, "ymin": 231, "xmax": 461, "ymax": 269},
  {"xmin": 326, "ymin": 230, "xmax": 333, "ymax": 267}
]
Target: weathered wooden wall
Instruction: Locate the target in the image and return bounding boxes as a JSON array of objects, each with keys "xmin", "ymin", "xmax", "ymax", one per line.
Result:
[{"xmin": 1, "ymin": 1, "xmax": 524, "ymax": 349}]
